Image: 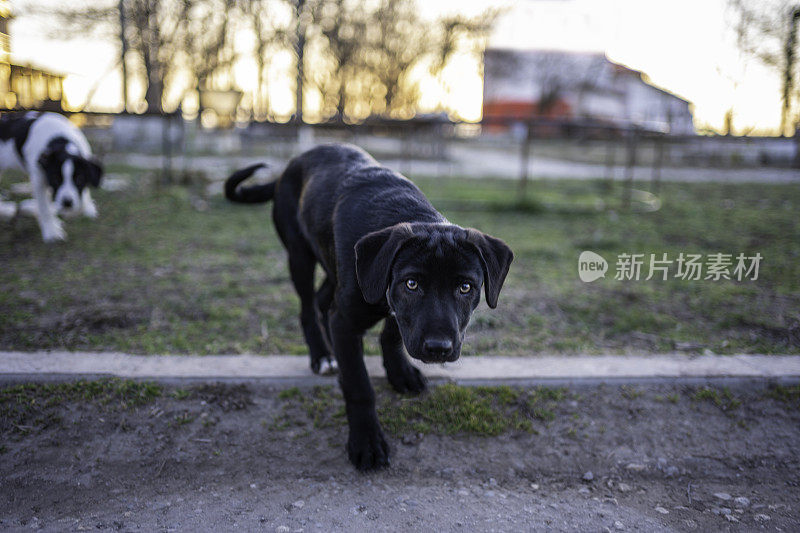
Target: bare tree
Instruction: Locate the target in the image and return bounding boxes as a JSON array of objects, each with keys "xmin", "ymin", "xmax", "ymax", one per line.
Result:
[
  {"xmin": 312, "ymin": 0, "xmax": 497, "ymax": 120},
  {"xmin": 177, "ymin": 0, "xmax": 239, "ymax": 111},
  {"xmin": 127, "ymin": 0, "xmax": 166, "ymax": 112},
  {"xmin": 308, "ymin": 0, "xmax": 367, "ymax": 119},
  {"xmin": 239, "ymin": 0, "xmax": 293, "ymax": 120},
  {"xmin": 126, "ymin": 0, "xmax": 243, "ymax": 113},
  {"xmin": 29, "ymin": 0, "xmax": 238, "ymax": 114},
  {"xmin": 731, "ymin": 0, "xmax": 800, "ymax": 137},
  {"xmin": 28, "ymin": 0, "xmax": 498, "ymax": 122},
  {"xmin": 429, "ymin": 12, "xmax": 498, "ymax": 75},
  {"xmin": 365, "ymin": 0, "xmax": 428, "ymax": 118}
]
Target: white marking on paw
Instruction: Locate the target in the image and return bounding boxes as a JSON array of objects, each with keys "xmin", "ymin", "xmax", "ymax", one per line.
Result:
[
  {"xmin": 82, "ymin": 200, "xmax": 98, "ymax": 218},
  {"xmin": 41, "ymin": 220, "xmax": 66, "ymax": 242},
  {"xmin": 319, "ymin": 359, "xmax": 339, "ymax": 376}
]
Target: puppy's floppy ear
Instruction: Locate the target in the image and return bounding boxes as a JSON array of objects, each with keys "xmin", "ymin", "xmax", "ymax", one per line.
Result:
[
  {"xmin": 83, "ymin": 157, "xmax": 103, "ymax": 187},
  {"xmin": 355, "ymin": 223, "xmax": 415, "ymax": 304},
  {"xmin": 464, "ymin": 229, "xmax": 514, "ymax": 309}
]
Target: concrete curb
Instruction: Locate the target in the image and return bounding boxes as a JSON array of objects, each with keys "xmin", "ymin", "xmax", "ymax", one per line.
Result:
[{"xmin": 1, "ymin": 351, "xmax": 799, "ymax": 382}]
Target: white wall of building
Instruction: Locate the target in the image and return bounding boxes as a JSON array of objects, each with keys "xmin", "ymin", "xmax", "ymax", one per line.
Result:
[{"xmin": 484, "ymin": 49, "xmax": 695, "ymax": 135}]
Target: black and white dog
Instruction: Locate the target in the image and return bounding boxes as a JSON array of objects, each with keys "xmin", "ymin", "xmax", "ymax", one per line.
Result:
[{"xmin": 0, "ymin": 111, "xmax": 103, "ymax": 242}]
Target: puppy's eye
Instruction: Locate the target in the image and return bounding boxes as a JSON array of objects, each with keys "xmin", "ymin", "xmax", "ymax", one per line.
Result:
[
  {"xmin": 405, "ymin": 279, "xmax": 418, "ymax": 291},
  {"xmin": 459, "ymin": 282, "xmax": 472, "ymax": 294}
]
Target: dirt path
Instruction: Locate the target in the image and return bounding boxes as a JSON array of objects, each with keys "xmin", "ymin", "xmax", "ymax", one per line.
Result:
[{"xmin": 1, "ymin": 379, "xmax": 798, "ymax": 532}]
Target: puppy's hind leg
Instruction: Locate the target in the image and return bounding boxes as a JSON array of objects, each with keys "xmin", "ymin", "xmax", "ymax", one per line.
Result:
[
  {"xmin": 314, "ymin": 276, "xmax": 337, "ymax": 375},
  {"xmin": 287, "ymin": 245, "xmax": 335, "ymax": 375},
  {"xmin": 380, "ymin": 317, "xmax": 426, "ymax": 395}
]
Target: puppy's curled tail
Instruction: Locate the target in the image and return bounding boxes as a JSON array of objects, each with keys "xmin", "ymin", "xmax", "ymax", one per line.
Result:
[{"xmin": 224, "ymin": 163, "xmax": 276, "ymax": 204}]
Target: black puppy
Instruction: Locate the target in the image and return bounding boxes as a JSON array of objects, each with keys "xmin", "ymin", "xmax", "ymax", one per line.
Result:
[{"xmin": 226, "ymin": 144, "xmax": 513, "ymax": 470}]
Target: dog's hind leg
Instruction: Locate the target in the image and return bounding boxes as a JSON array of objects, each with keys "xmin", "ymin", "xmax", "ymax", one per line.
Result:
[
  {"xmin": 313, "ymin": 276, "xmax": 338, "ymax": 374},
  {"xmin": 380, "ymin": 317, "xmax": 426, "ymax": 395},
  {"xmin": 286, "ymin": 244, "xmax": 335, "ymax": 375}
]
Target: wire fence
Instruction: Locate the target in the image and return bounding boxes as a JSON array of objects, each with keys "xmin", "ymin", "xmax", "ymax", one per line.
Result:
[{"xmin": 23, "ymin": 110, "xmax": 800, "ymax": 207}]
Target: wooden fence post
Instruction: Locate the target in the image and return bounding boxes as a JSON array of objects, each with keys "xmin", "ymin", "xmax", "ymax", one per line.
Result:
[
  {"xmin": 518, "ymin": 122, "xmax": 532, "ymax": 197},
  {"xmin": 652, "ymin": 135, "xmax": 665, "ymax": 196},
  {"xmin": 622, "ymin": 127, "xmax": 637, "ymax": 209}
]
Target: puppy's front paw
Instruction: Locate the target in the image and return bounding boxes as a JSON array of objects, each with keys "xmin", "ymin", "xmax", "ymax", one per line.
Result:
[
  {"xmin": 41, "ymin": 223, "xmax": 66, "ymax": 243},
  {"xmin": 348, "ymin": 425, "xmax": 390, "ymax": 471},
  {"xmin": 82, "ymin": 203, "xmax": 98, "ymax": 219},
  {"xmin": 387, "ymin": 362, "xmax": 427, "ymax": 395}
]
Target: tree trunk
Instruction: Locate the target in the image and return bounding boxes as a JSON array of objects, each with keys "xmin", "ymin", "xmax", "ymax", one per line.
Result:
[
  {"xmin": 142, "ymin": 8, "xmax": 163, "ymax": 114},
  {"xmin": 118, "ymin": 0, "xmax": 129, "ymax": 112},
  {"xmin": 794, "ymin": 125, "xmax": 800, "ymax": 168},
  {"xmin": 337, "ymin": 71, "xmax": 346, "ymax": 120},
  {"xmin": 256, "ymin": 52, "xmax": 268, "ymax": 120},
  {"xmin": 142, "ymin": 47, "xmax": 163, "ymax": 114},
  {"xmin": 294, "ymin": 0, "xmax": 306, "ymax": 124},
  {"xmin": 780, "ymin": 7, "xmax": 799, "ymax": 136}
]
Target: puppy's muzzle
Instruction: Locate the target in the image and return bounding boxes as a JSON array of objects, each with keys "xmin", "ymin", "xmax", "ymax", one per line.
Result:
[{"xmin": 58, "ymin": 201, "xmax": 81, "ymax": 217}]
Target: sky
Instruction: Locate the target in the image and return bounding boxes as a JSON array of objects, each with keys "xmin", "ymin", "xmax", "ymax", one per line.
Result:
[{"xmin": 7, "ymin": 0, "xmax": 786, "ymax": 134}]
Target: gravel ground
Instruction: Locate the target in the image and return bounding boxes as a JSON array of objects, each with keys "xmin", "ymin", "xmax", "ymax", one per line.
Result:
[{"xmin": 1, "ymin": 379, "xmax": 798, "ymax": 532}]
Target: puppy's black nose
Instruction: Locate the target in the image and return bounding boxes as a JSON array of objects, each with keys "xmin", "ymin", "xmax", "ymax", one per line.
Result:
[
  {"xmin": 423, "ymin": 338, "xmax": 453, "ymax": 359},
  {"xmin": 62, "ymin": 198, "xmax": 73, "ymax": 208}
]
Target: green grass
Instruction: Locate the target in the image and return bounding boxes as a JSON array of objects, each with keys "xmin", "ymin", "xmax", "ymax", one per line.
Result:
[
  {"xmin": 1, "ymin": 166, "xmax": 798, "ymax": 355},
  {"xmin": 268, "ymin": 383, "xmax": 569, "ymax": 436},
  {"xmin": 621, "ymin": 386, "xmax": 644, "ymax": 400},
  {"xmin": 691, "ymin": 386, "xmax": 742, "ymax": 412},
  {"xmin": 378, "ymin": 384, "xmax": 569, "ymax": 435},
  {"xmin": 0, "ymin": 379, "xmax": 162, "ymax": 408},
  {"xmin": 0, "ymin": 378, "xmax": 162, "ymax": 433},
  {"xmin": 525, "ymin": 386, "xmax": 567, "ymax": 422},
  {"xmin": 172, "ymin": 412, "xmax": 195, "ymax": 426},
  {"xmin": 171, "ymin": 388, "xmax": 192, "ymax": 400},
  {"xmin": 765, "ymin": 384, "xmax": 800, "ymax": 408},
  {"xmin": 380, "ymin": 384, "xmax": 514, "ymax": 435},
  {"xmin": 278, "ymin": 386, "xmax": 303, "ymax": 400},
  {"xmin": 655, "ymin": 393, "xmax": 681, "ymax": 404},
  {"xmin": 3, "ymin": 380, "xmax": 791, "ymax": 441},
  {"xmin": 275, "ymin": 385, "xmax": 346, "ymax": 429},
  {"xmin": 301, "ymin": 386, "xmax": 346, "ymax": 429}
]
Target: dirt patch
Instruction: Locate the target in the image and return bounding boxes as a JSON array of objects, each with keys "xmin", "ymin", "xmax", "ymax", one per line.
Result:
[
  {"xmin": 52, "ymin": 304, "xmax": 148, "ymax": 333},
  {"xmin": 0, "ymin": 379, "xmax": 798, "ymax": 531},
  {"xmin": 194, "ymin": 383, "xmax": 255, "ymax": 412}
]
